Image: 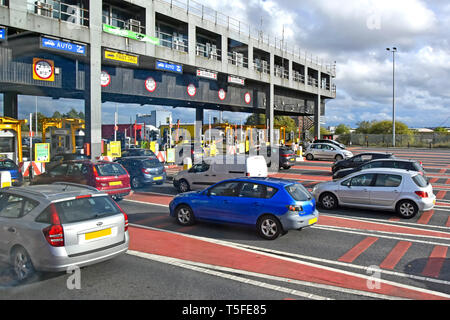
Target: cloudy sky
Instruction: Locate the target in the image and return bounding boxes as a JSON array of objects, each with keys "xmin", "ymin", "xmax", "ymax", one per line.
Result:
[{"xmin": 5, "ymin": 0, "xmax": 450, "ymax": 129}]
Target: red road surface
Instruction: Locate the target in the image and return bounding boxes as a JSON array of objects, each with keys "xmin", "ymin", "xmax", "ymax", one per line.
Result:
[{"xmin": 128, "ymin": 226, "xmax": 448, "ymax": 300}]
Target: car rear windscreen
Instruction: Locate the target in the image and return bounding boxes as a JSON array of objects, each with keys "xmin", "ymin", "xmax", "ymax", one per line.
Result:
[
  {"xmin": 36, "ymin": 196, "xmax": 121, "ymax": 224},
  {"xmin": 142, "ymin": 158, "xmax": 162, "ymax": 167},
  {"xmin": 285, "ymin": 184, "xmax": 312, "ymax": 201},
  {"xmin": 412, "ymin": 174, "xmax": 428, "ymax": 188},
  {"xmin": 95, "ymin": 163, "xmax": 127, "ymax": 176}
]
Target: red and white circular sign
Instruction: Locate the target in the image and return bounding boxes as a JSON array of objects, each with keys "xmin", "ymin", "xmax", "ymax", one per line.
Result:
[
  {"xmin": 34, "ymin": 60, "xmax": 53, "ymax": 80},
  {"xmin": 101, "ymin": 71, "xmax": 111, "ymax": 87},
  {"xmin": 145, "ymin": 77, "xmax": 157, "ymax": 92},
  {"xmin": 187, "ymin": 83, "xmax": 196, "ymax": 97},
  {"xmin": 218, "ymin": 88, "xmax": 226, "ymax": 101},
  {"xmin": 244, "ymin": 92, "xmax": 251, "ymax": 104}
]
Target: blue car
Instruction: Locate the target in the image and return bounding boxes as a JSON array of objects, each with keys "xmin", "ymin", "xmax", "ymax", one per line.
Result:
[
  {"xmin": 0, "ymin": 159, "xmax": 23, "ymax": 186},
  {"xmin": 169, "ymin": 177, "xmax": 319, "ymax": 240}
]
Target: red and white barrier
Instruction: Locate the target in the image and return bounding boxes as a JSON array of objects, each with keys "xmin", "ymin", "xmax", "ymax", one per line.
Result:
[{"xmin": 19, "ymin": 161, "xmax": 46, "ymax": 177}]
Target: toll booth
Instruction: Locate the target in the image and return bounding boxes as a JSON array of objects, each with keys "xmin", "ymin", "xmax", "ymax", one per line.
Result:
[
  {"xmin": 0, "ymin": 117, "xmax": 27, "ymax": 164},
  {"xmin": 41, "ymin": 118, "xmax": 86, "ymax": 156}
]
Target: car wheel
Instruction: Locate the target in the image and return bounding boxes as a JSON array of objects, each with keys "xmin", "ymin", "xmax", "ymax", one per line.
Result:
[
  {"xmin": 11, "ymin": 247, "xmax": 35, "ymax": 282},
  {"xmin": 306, "ymin": 153, "xmax": 314, "ymax": 161},
  {"xmin": 335, "ymin": 155, "xmax": 343, "ymax": 161},
  {"xmin": 319, "ymin": 192, "xmax": 338, "ymax": 210},
  {"xmin": 257, "ymin": 215, "xmax": 282, "ymax": 240},
  {"xmin": 175, "ymin": 205, "xmax": 195, "ymax": 226},
  {"xmin": 396, "ymin": 200, "xmax": 418, "ymax": 219},
  {"xmin": 178, "ymin": 179, "xmax": 190, "ymax": 193},
  {"xmin": 131, "ymin": 177, "xmax": 141, "ymax": 189}
]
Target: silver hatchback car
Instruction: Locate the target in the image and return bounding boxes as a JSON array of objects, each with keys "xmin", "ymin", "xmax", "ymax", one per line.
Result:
[
  {"xmin": 305, "ymin": 143, "xmax": 353, "ymax": 161},
  {"xmin": 0, "ymin": 183, "xmax": 129, "ymax": 281},
  {"xmin": 311, "ymin": 168, "xmax": 435, "ymax": 218}
]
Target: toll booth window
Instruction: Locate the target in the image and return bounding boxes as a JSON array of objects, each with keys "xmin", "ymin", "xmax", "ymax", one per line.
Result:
[{"xmin": 0, "ymin": 137, "xmax": 15, "ymax": 153}]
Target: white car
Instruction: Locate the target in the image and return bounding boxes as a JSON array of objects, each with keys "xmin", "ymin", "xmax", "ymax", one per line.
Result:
[
  {"xmin": 311, "ymin": 168, "xmax": 435, "ymax": 218},
  {"xmin": 305, "ymin": 143, "xmax": 353, "ymax": 161}
]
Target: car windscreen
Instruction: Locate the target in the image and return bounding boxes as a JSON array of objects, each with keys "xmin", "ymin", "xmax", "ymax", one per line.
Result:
[
  {"xmin": 142, "ymin": 158, "xmax": 162, "ymax": 167},
  {"xmin": 0, "ymin": 160, "xmax": 17, "ymax": 170},
  {"xmin": 36, "ymin": 196, "xmax": 121, "ymax": 224},
  {"xmin": 285, "ymin": 183, "xmax": 312, "ymax": 201},
  {"xmin": 95, "ymin": 163, "xmax": 127, "ymax": 176},
  {"xmin": 412, "ymin": 174, "xmax": 428, "ymax": 187}
]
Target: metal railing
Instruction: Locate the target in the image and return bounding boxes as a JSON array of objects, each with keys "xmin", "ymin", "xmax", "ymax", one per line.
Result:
[
  {"xmin": 156, "ymin": 30, "xmax": 188, "ymax": 53},
  {"xmin": 28, "ymin": 0, "xmax": 89, "ymax": 27},
  {"xmin": 227, "ymin": 51, "xmax": 248, "ymax": 68},
  {"xmin": 253, "ymin": 59, "xmax": 270, "ymax": 74},
  {"xmin": 307, "ymin": 76, "xmax": 318, "ymax": 87},
  {"xmin": 196, "ymin": 42, "xmax": 221, "ymax": 61},
  {"xmin": 102, "ymin": 15, "xmax": 146, "ymax": 35},
  {"xmin": 274, "ymin": 65, "xmax": 289, "ymax": 79},
  {"xmin": 157, "ymin": 0, "xmax": 336, "ymax": 71},
  {"xmin": 292, "ymin": 71, "xmax": 305, "ymax": 83}
]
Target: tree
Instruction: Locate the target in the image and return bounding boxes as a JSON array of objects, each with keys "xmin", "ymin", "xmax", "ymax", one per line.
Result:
[
  {"xmin": 434, "ymin": 127, "xmax": 448, "ymax": 133},
  {"xmin": 245, "ymin": 114, "xmax": 298, "ymax": 134},
  {"xmin": 63, "ymin": 108, "xmax": 84, "ymax": 119},
  {"xmin": 369, "ymin": 120, "xmax": 410, "ymax": 135},
  {"xmin": 355, "ymin": 120, "xmax": 375, "ymax": 134},
  {"xmin": 335, "ymin": 124, "xmax": 351, "ymax": 135}
]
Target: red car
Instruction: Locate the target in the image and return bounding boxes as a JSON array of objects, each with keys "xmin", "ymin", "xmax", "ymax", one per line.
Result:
[{"xmin": 31, "ymin": 160, "xmax": 131, "ymax": 201}]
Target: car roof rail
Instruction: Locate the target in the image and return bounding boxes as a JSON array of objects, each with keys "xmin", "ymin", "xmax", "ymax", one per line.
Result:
[
  {"xmin": 4, "ymin": 187, "xmax": 51, "ymax": 199},
  {"xmin": 51, "ymin": 182, "xmax": 100, "ymax": 192}
]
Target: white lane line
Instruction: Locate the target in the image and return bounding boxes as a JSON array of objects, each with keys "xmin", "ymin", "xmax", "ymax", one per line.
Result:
[
  {"xmin": 122, "ymin": 199, "xmax": 170, "ymax": 208},
  {"xmin": 176, "ymin": 257, "xmax": 406, "ymax": 300},
  {"xmin": 321, "ymin": 213, "xmax": 450, "ymax": 232},
  {"xmin": 312, "ymin": 225, "xmax": 450, "ymax": 247},
  {"xmin": 129, "ymin": 224, "xmax": 450, "ymax": 298},
  {"xmin": 127, "ymin": 250, "xmax": 331, "ymax": 300}
]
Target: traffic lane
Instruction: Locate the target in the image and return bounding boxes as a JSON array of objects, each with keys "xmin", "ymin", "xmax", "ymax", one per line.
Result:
[
  {"xmin": 0, "ymin": 253, "xmax": 306, "ymax": 301},
  {"xmin": 124, "ymin": 184, "xmax": 450, "ymax": 229},
  {"xmin": 120, "ymin": 200, "xmax": 450, "ymax": 293}
]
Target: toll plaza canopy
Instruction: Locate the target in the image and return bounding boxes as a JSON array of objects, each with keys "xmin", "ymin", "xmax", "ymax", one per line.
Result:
[{"xmin": 0, "ymin": 0, "xmax": 336, "ymax": 158}]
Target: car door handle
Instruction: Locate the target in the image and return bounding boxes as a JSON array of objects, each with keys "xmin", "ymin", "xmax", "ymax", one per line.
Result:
[
  {"xmin": 253, "ymin": 202, "xmax": 262, "ymax": 206},
  {"xmin": 7, "ymin": 227, "xmax": 16, "ymax": 233}
]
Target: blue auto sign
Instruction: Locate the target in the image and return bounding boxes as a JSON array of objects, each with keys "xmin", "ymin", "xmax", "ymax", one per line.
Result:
[
  {"xmin": 156, "ymin": 60, "xmax": 183, "ymax": 73},
  {"xmin": 41, "ymin": 37, "xmax": 86, "ymax": 55},
  {"xmin": 0, "ymin": 27, "xmax": 6, "ymax": 41}
]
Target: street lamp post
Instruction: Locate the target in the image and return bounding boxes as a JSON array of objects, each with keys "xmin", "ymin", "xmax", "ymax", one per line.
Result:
[{"xmin": 386, "ymin": 47, "xmax": 397, "ymax": 147}]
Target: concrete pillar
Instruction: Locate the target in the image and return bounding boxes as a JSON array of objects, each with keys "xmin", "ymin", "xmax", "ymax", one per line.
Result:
[
  {"xmin": 86, "ymin": 0, "xmax": 103, "ymax": 158},
  {"xmin": 188, "ymin": 18, "xmax": 196, "ymax": 66},
  {"xmin": 3, "ymin": 92, "xmax": 18, "ymax": 119},
  {"xmin": 247, "ymin": 42, "xmax": 253, "ymax": 71},
  {"xmin": 314, "ymin": 72, "xmax": 321, "ymax": 140},
  {"xmin": 267, "ymin": 52, "xmax": 275, "ymax": 146},
  {"xmin": 221, "ymin": 35, "xmax": 228, "ymax": 71},
  {"xmin": 288, "ymin": 59, "xmax": 293, "ymax": 87},
  {"xmin": 8, "ymin": 0, "xmax": 27, "ymax": 29},
  {"xmin": 145, "ymin": 0, "xmax": 156, "ymax": 57}
]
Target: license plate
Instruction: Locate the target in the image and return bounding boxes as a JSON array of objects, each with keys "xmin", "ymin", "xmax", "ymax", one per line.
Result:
[
  {"xmin": 109, "ymin": 181, "xmax": 122, "ymax": 186},
  {"xmin": 308, "ymin": 217, "xmax": 318, "ymax": 225},
  {"xmin": 153, "ymin": 176, "xmax": 163, "ymax": 181},
  {"xmin": 85, "ymin": 228, "xmax": 111, "ymax": 240},
  {"xmin": 433, "ymin": 199, "xmax": 436, "ymax": 205},
  {"xmin": 290, "ymin": 158, "xmax": 295, "ymax": 161}
]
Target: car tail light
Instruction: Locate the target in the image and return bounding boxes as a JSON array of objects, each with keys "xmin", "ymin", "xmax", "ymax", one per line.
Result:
[
  {"xmin": 141, "ymin": 168, "xmax": 151, "ymax": 174},
  {"xmin": 92, "ymin": 165, "xmax": 100, "ymax": 181},
  {"xmin": 287, "ymin": 205, "xmax": 303, "ymax": 212},
  {"xmin": 42, "ymin": 204, "xmax": 64, "ymax": 247},
  {"xmin": 281, "ymin": 154, "xmax": 293, "ymax": 158},
  {"xmin": 115, "ymin": 202, "xmax": 129, "ymax": 232},
  {"xmin": 415, "ymin": 191, "xmax": 428, "ymax": 198}
]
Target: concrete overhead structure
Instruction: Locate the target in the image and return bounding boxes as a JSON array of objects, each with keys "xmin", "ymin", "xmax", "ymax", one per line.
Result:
[{"xmin": 0, "ymin": 0, "xmax": 336, "ymax": 158}]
